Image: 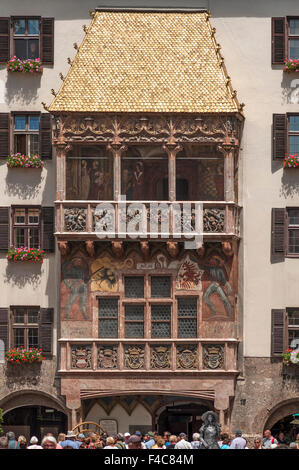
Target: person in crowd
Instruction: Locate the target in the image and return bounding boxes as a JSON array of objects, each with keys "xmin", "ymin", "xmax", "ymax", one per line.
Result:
[
  {"xmin": 220, "ymin": 438, "xmax": 231, "ymax": 449},
  {"xmin": 104, "ymin": 436, "xmax": 117, "ymax": 449},
  {"xmin": 124, "ymin": 432, "xmax": 131, "ymax": 449},
  {"xmin": 262, "ymin": 429, "xmax": 278, "ymax": 449},
  {"xmin": 128, "ymin": 434, "xmax": 142, "ymax": 450},
  {"xmin": 253, "ymin": 437, "xmax": 262, "ymax": 449},
  {"xmin": 229, "ymin": 430, "xmax": 247, "ymax": 449},
  {"xmin": 289, "ymin": 442, "xmax": 298, "ymax": 449},
  {"xmin": 168, "ymin": 435, "xmax": 178, "ymax": 449},
  {"xmin": 60, "ymin": 430, "xmax": 81, "ymax": 449},
  {"xmin": 0, "ymin": 432, "xmax": 8, "ymax": 449},
  {"xmin": 277, "ymin": 431, "xmax": 289, "ymax": 446},
  {"xmin": 18, "ymin": 435, "xmax": 27, "ymax": 449},
  {"xmin": 190, "ymin": 432, "xmax": 202, "ymax": 449},
  {"xmin": 6, "ymin": 431, "xmax": 20, "ymax": 449},
  {"xmin": 41, "ymin": 435, "xmax": 57, "ymax": 449},
  {"xmin": 163, "ymin": 432, "xmax": 171, "ymax": 447},
  {"xmin": 114, "ymin": 433, "xmax": 126, "ymax": 449},
  {"xmin": 27, "ymin": 436, "xmax": 43, "ymax": 449},
  {"xmin": 151, "ymin": 436, "xmax": 166, "ymax": 449},
  {"xmin": 218, "ymin": 432, "xmax": 229, "ymax": 448},
  {"xmin": 296, "ymin": 433, "xmax": 299, "ymax": 449},
  {"xmin": 174, "ymin": 432, "xmax": 192, "ymax": 449},
  {"xmin": 134, "ymin": 431, "xmax": 146, "ymax": 449},
  {"xmin": 57, "ymin": 433, "xmax": 65, "ymax": 449},
  {"xmin": 144, "ymin": 431, "xmax": 155, "ymax": 449}
]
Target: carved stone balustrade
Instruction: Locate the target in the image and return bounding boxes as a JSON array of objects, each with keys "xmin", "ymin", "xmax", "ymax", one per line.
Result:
[{"xmin": 59, "ymin": 338, "xmax": 239, "ymax": 373}]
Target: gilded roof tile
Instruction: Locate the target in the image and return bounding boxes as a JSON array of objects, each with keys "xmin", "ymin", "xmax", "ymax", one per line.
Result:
[{"xmin": 49, "ymin": 11, "xmax": 239, "ymax": 113}]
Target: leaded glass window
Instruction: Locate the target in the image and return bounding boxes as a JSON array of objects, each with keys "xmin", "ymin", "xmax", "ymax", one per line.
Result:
[
  {"xmin": 177, "ymin": 297, "xmax": 197, "ymax": 338},
  {"xmin": 125, "ymin": 304, "xmax": 144, "ymax": 338},
  {"xmin": 151, "ymin": 276, "xmax": 171, "ymax": 298},
  {"xmin": 124, "ymin": 276, "xmax": 144, "ymax": 298},
  {"xmin": 98, "ymin": 298, "xmax": 118, "ymax": 338},
  {"xmin": 151, "ymin": 304, "xmax": 171, "ymax": 337}
]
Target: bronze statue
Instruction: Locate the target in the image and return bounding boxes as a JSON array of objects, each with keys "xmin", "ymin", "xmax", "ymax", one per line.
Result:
[{"xmin": 199, "ymin": 411, "xmax": 221, "ymax": 449}]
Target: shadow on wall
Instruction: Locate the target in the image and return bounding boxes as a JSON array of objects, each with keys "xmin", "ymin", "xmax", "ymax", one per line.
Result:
[
  {"xmin": 280, "ymin": 168, "xmax": 299, "ymax": 198},
  {"xmin": 4, "ymin": 260, "xmax": 42, "ymax": 288},
  {"xmin": 4, "ymin": 165, "xmax": 44, "ymax": 199},
  {"xmin": 281, "ymin": 73, "xmax": 299, "ymax": 106},
  {"xmin": 5, "ymin": 73, "xmax": 41, "ymax": 106}
]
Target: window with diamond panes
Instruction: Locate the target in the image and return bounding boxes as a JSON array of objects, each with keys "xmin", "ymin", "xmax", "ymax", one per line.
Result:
[
  {"xmin": 125, "ymin": 304, "xmax": 144, "ymax": 338},
  {"xmin": 124, "ymin": 276, "xmax": 144, "ymax": 298},
  {"xmin": 98, "ymin": 298, "xmax": 118, "ymax": 338},
  {"xmin": 177, "ymin": 297, "xmax": 197, "ymax": 338},
  {"xmin": 151, "ymin": 276, "xmax": 171, "ymax": 298},
  {"xmin": 151, "ymin": 304, "xmax": 171, "ymax": 338}
]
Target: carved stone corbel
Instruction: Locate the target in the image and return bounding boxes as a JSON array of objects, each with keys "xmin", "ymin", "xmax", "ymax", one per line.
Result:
[
  {"xmin": 140, "ymin": 241, "xmax": 150, "ymax": 260},
  {"xmin": 111, "ymin": 241, "xmax": 124, "ymax": 259},
  {"xmin": 58, "ymin": 241, "xmax": 69, "ymax": 256},
  {"xmin": 85, "ymin": 241, "xmax": 95, "ymax": 257},
  {"xmin": 166, "ymin": 241, "xmax": 179, "ymax": 258},
  {"xmin": 222, "ymin": 241, "xmax": 233, "ymax": 257}
]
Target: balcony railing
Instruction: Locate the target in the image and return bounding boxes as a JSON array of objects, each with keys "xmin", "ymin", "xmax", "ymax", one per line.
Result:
[
  {"xmin": 55, "ymin": 201, "xmax": 241, "ymax": 240},
  {"xmin": 58, "ymin": 338, "xmax": 239, "ymax": 373}
]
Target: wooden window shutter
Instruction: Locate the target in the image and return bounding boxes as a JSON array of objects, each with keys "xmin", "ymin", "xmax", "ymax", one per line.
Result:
[
  {"xmin": 0, "ymin": 207, "xmax": 9, "ymax": 252},
  {"xmin": 272, "ymin": 17, "xmax": 286, "ymax": 65},
  {"xmin": 40, "ymin": 113, "xmax": 52, "ymax": 160},
  {"xmin": 0, "ymin": 308, "xmax": 9, "ymax": 350},
  {"xmin": 273, "ymin": 114, "xmax": 287, "ymax": 160},
  {"xmin": 41, "ymin": 18, "xmax": 54, "ymax": 65},
  {"xmin": 42, "ymin": 206, "xmax": 55, "ymax": 252},
  {"xmin": 40, "ymin": 308, "xmax": 53, "ymax": 354},
  {"xmin": 271, "ymin": 208, "xmax": 286, "ymax": 255},
  {"xmin": 0, "ymin": 18, "xmax": 10, "ymax": 64},
  {"xmin": 271, "ymin": 309, "xmax": 285, "ymax": 357},
  {"xmin": 0, "ymin": 113, "xmax": 10, "ymax": 158}
]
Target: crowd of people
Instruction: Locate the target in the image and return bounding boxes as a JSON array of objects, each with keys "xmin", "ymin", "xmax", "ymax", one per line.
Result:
[{"xmin": 0, "ymin": 428, "xmax": 298, "ymax": 449}]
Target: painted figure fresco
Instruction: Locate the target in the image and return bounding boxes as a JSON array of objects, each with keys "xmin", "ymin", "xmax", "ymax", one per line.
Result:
[
  {"xmin": 176, "ymin": 255, "xmax": 204, "ymax": 291},
  {"xmin": 61, "ymin": 257, "xmax": 90, "ymax": 320},
  {"xmin": 90, "ymin": 256, "xmax": 134, "ymax": 292}
]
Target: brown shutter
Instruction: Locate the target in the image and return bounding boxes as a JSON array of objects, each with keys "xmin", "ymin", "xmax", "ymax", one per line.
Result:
[
  {"xmin": 42, "ymin": 206, "xmax": 55, "ymax": 252},
  {"xmin": 40, "ymin": 113, "xmax": 52, "ymax": 159},
  {"xmin": 0, "ymin": 207, "xmax": 9, "ymax": 252},
  {"xmin": 0, "ymin": 308, "xmax": 9, "ymax": 350},
  {"xmin": 271, "ymin": 208, "xmax": 286, "ymax": 255},
  {"xmin": 41, "ymin": 18, "xmax": 54, "ymax": 65},
  {"xmin": 271, "ymin": 309, "xmax": 285, "ymax": 357},
  {"xmin": 0, "ymin": 113, "xmax": 10, "ymax": 158},
  {"xmin": 0, "ymin": 18, "xmax": 10, "ymax": 64},
  {"xmin": 40, "ymin": 308, "xmax": 53, "ymax": 354},
  {"xmin": 272, "ymin": 17, "xmax": 286, "ymax": 65},
  {"xmin": 273, "ymin": 114, "xmax": 287, "ymax": 160}
]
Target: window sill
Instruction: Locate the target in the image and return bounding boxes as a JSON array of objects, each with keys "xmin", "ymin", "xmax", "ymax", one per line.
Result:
[{"xmin": 6, "ymin": 64, "xmax": 43, "ymax": 74}]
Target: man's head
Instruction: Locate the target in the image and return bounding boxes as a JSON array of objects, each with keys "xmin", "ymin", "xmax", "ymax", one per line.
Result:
[
  {"xmin": 65, "ymin": 431, "xmax": 77, "ymax": 440},
  {"xmin": 179, "ymin": 432, "xmax": 187, "ymax": 440},
  {"xmin": 30, "ymin": 436, "xmax": 39, "ymax": 445},
  {"xmin": 6, "ymin": 432, "xmax": 15, "ymax": 441},
  {"xmin": 124, "ymin": 432, "xmax": 130, "ymax": 443},
  {"xmin": 264, "ymin": 429, "xmax": 271, "ymax": 439},
  {"xmin": 41, "ymin": 436, "xmax": 57, "ymax": 449},
  {"xmin": 169, "ymin": 435, "xmax": 177, "ymax": 445},
  {"xmin": 128, "ymin": 434, "xmax": 142, "ymax": 450},
  {"xmin": 163, "ymin": 431, "xmax": 170, "ymax": 441},
  {"xmin": 235, "ymin": 430, "xmax": 242, "ymax": 437}
]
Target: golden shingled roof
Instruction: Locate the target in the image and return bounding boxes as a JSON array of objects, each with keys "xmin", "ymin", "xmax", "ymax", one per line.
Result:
[{"xmin": 49, "ymin": 10, "xmax": 239, "ymax": 113}]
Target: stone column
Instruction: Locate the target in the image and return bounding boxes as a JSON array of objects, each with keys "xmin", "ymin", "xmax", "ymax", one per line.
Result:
[
  {"xmin": 107, "ymin": 143, "xmax": 128, "ymax": 201},
  {"xmin": 217, "ymin": 137, "xmax": 239, "ymax": 202},
  {"xmin": 56, "ymin": 143, "xmax": 72, "ymax": 201},
  {"xmin": 163, "ymin": 142, "xmax": 182, "ymax": 202}
]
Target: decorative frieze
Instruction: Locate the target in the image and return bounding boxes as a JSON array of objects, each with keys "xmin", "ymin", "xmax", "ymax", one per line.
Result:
[
  {"xmin": 71, "ymin": 344, "xmax": 92, "ymax": 369},
  {"xmin": 203, "ymin": 344, "xmax": 224, "ymax": 370},
  {"xmin": 65, "ymin": 208, "xmax": 87, "ymax": 232},
  {"xmin": 176, "ymin": 344, "xmax": 198, "ymax": 369},
  {"xmin": 98, "ymin": 345, "xmax": 118, "ymax": 369},
  {"xmin": 124, "ymin": 345, "xmax": 145, "ymax": 369},
  {"xmin": 203, "ymin": 208, "xmax": 225, "ymax": 232},
  {"xmin": 150, "ymin": 345, "xmax": 171, "ymax": 369}
]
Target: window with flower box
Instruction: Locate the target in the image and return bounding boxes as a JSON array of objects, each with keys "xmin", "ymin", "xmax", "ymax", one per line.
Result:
[
  {"xmin": 11, "ymin": 307, "xmax": 39, "ymax": 349},
  {"xmin": 272, "ymin": 114, "xmax": 299, "ymax": 161},
  {"xmin": 98, "ymin": 274, "xmax": 199, "ymax": 339},
  {"xmin": 272, "ymin": 17, "xmax": 299, "ymax": 65},
  {"xmin": 13, "ymin": 114, "xmax": 40, "ymax": 155},
  {"xmin": 0, "ymin": 17, "xmax": 54, "ymax": 65},
  {"xmin": 271, "ymin": 308, "xmax": 299, "ymax": 356},
  {"xmin": 12, "ymin": 206, "xmax": 41, "ymax": 249}
]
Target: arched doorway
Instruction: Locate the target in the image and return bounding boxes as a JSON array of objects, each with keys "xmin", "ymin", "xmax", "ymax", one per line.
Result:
[
  {"xmin": 3, "ymin": 405, "xmax": 67, "ymax": 442},
  {"xmin": 157, "ymin": 402, "xmax": 212, "ymax": 439},
  {"xmin": 263, "ymin": 398, "xmax": 299, "ymax": 443}
]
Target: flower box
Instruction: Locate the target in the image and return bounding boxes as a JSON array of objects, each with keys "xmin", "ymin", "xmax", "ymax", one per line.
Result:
[
  {"xmin": 7, "ymin": 154, "xmax": 43, "ymax": 169},
  {"xmin": 282, "ymin": 348, "xmax": 299, "ymax": 366},
  {"xmin": 7, "ymin": 247, "xmax": 45, "ymax": 263},
  {"xmin": 283, "ymin": 58, "xmax": 299, "ymax": 72},
  {"xmin": 7, "ymin": 57, "xmax": 43, "ymax": 73},
  {"xmin": 5, "ymin": 347, "xmax": 45, "ymax": 364},
  {"xmin": 283, "ymin": 154, "xmax": 299, "ymax": 168}
]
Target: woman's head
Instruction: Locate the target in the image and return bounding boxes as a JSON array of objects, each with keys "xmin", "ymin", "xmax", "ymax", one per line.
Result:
[
  {"xmin": 106, "ymin": 436, "xmax": 115, "ymax": 446},
  {"xmin": 41, "ymin": 435, "xmax": 57, "ymax": 449}
]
